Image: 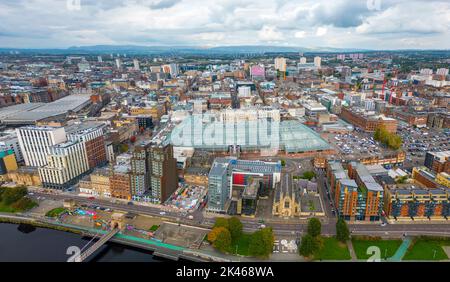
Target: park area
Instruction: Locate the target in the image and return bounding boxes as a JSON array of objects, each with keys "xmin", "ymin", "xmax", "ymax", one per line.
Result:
[
  {"xmin": 207, "ymin": 217, "xmax": 274, "ymax": 258},
  {"xmin": 313, "ymin": 237, "xmax": 351, "ymax": 261},
  {"xmin": 352, "ymin": 237, "xmax": 402, "ymax": 260},
  {"xmin": 0, "ymin": 186, "xmax": 37, "ymax": 213},
  {"xmin": 403, "ymin": 238, "xmax": 450, "ymax": 261}
]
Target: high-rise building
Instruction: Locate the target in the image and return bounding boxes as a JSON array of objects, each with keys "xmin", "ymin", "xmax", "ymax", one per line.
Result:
[
  {"xmin": 130, "ymin": 144, "xmax": 151, "ymax": 196},
  {"xmin": 149, "ymin": 144, "xmax": 178, "ymax": 203},
  {"xmin": 314, "ymin": 56, "xmax": 321, "ymax": 68},
  {"xmin": 274, "ymin": 57, "xmax": 287, "ymax": 72},
  {"xmin": 133, "ymin": 59, "xmax": 140, "ymax": 71},
  {"xmin": 16, "ymin": 126, "xmax": 67, "ymax": 167},
  {"xmin": 115, "ymin": 58, "xmax": 122, "ymax": 70},
  {"xmin": 207, "ymin": 158, "xmax": 232, "ymax": 213}
]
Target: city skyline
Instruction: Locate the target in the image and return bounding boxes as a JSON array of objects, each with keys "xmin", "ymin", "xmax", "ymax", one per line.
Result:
[{"xmin": 1, "ymin": 0, "xmax": 450, "ymax": 50}]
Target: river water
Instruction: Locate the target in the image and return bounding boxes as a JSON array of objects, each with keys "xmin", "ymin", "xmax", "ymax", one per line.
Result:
[{"xmin": 0, "ymin": 223, "xmax": 164, "ymax": 262}]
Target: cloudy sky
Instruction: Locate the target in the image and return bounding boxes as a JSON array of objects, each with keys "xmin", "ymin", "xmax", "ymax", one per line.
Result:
[{"xmin": 0, "ymin": 0, "xmax": 449, "ymax": 49}]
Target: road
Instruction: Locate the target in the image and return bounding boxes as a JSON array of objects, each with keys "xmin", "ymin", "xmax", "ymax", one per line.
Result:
[{"xmin": 29, "ymin": 191, "xmax": 450, "ymax": 237}]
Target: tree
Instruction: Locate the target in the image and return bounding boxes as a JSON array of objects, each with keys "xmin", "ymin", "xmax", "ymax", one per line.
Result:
[
  {"xmin": 302, "ymin": 171, "xmax": 316, "ymax": 181},
  {"xmin": 248, "ymin": 227, "xmax": 274, "ymax": 258},
  {"xmin": 299, "ymin": 234, "xmax": 319, "ymax": 257},
  {"xmin": 228, "ymin": 217, "xmax": 243, "ymax": 243},
  {"xmin": 213, "ymin": 217, "xmax": 229, "ymax": 230},
  {"xmin": 11, "ymin": 197, "xmax": 37, "ymax": 211},
  {"xmin": 1, "ymin": 186, "xmax": 27, "ymax": 205},
  {"xmin": 213, "ymin": 228, "xmax": 232, "ymax": 253},
  {"xmin": 119, "ymin": 144, "xmax": 129, "ymax": 153},
  {"xmin": 280, "ymin": 159, "xmax": 286, "ymax": 167},
  {"xmin": 130, "ymin": 136, "xmax": 137, "ymax": 143},
  {"xmin": 260, "ymin": 227, "xmax": 275, "ymax": 256},
  {"xmin": 207, "ymin": 227, "xmax": 227, "ymax": 243},
  {"xmin": 307, "ymin": 218, "xmax": 322, "ymax": 237},
  {"xmin": 336, "ymin": 218, "xmax": 350, "ymax": 243}
]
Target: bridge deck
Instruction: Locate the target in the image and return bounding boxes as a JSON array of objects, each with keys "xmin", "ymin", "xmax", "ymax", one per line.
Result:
[{"xmin": 78, "ymin": 228, "xmax": 120, "ymax": 262}]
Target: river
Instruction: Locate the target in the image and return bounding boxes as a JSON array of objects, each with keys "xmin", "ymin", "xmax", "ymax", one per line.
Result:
[{"xmin": 0, "ymin": 223, "xmax": 164, "ymax": 262}]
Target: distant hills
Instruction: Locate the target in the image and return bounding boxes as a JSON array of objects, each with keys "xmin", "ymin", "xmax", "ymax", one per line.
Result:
[
  {"xmin": 0, "ymin": 45, "xmax": 448, "ymax": 55},
  {"xmin": 0, "ymin": 45, "xmax": 370, "ymax": 55}
]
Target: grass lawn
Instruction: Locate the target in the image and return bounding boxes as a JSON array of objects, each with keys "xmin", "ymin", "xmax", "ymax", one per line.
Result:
[
  {"xmin": 0, "ymin": 202, "xmax": 18, "ymax": 213},
  {"xmin": 149, "ymin": 225, "xmax": 159, "ymax": 232},
  {"xmin": 314, "ymin": 237, "xmax": 351, "ymax": 261},
  {"xmin": 45, "ymin": 207, "xmax": 67, "ymax": 217},
  {"xmin": 352, "ymin": 239, "xmax": 402, "ymax": 260},
  {"xmin": 403, "ymin": 239, "xmax": 450, "ymax": 261},
  {"xmin": 233, "ymin": 233, "xmax": 252, "ymax": 256}
]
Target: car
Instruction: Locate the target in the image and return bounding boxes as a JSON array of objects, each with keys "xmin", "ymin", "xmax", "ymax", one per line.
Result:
[
  {"xmin": 159, "ymin": 211, "xmax": 166, "ymax": 215},
  {"xmin": 380, "ymin": 222, "xmax": 387, "ymax": 227},
  {"xmin": 88, "ymin": 197, "xmax": 95, "ymax": 200},
  {"xmin": 127, "ymin": 202, "xmax": 133, "ymax": 206},
  {"xmin": 28, "ymin": 192, "xmax": 34, "ymax": 196}
]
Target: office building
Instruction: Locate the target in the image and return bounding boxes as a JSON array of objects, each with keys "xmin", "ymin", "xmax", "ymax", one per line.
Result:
[
  {"xmin": 16, "ymin": 126, "xmax": 67, "ymax": 167},
  {"xmin": 207, "ymin": 158, "xmax": 281, "ymax": 213},
  {"xmin": 207, "ymin": 158, "xmax": 232, "ymax": 213},
  {"xmin": 66, "ymin": 123, "xmax": 107, "ymax": 170},
  {"xmin": 38, "ymin": 140, "xmax": 89, "ymax": 189}
]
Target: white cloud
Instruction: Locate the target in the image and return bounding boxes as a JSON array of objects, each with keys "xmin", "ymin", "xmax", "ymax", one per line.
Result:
[
  {"xmin": 315, "ymin": 27, "xmax": 328, "ymax": 36},
  {"xmin": 294, "ymin": 30, "xmax": 306, "ymax": 38},
  {"xmin": 258, "ymin": 25, "xmax": 284, "ymax": 41},
  {"xmin": 0, "ymin": 0, "xmax": 448, "ymax": 49}
]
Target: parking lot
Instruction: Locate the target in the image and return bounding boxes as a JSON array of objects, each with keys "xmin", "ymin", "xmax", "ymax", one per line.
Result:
[
  {"xmin": 326, "ymin": 131, "xmax": 388, "ymax": 159},
  {"xmin": 398, "ymin": 126, "xmax": 450, "ymax": 167}
]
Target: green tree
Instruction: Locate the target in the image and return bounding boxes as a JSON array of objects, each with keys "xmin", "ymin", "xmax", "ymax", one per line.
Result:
[
  {"xmin": 213, "ymin": 228, "xmax": 232, "ymax": 253},
  {"xmin": 248, "ymin": 227, "xmax": 274, "ymax": 258},
  {"xmin": 213, "ymin": 217, "xmax": 229, "ymax": 230},
  {"xmin": 207, "ymin": 227, "xmax": 227, "ymax": 243},
  {"xmin": 280, "ymin": 159, "xmax": 286, "ymax": 167},
  {"xmin": 1, "ymin": 186, "xmax": 27, "ymax": 205},
  {"xmin": 228, "ymin": 217, "xmax": 243, "ymax": 243},
  {"xmin": 299, "ymin": 234, "xmax": 319, "ymax": 257},
  {"xmin": 260, "ymin": 227, "xmax": 275, "ymax": 257},
  {"xmin": 11, "ymin": 197, "xmax": 37, "ymax": 211},
  {"xmin": 307, "ymin": 218, "xmax": 322, "ymax": 237},
  {"xmin": 336, "ymin": 218, "xmax": 350, "ymax": 243},
  {"xmin": 302, "ymin": 171, "xmax": 316, "ymax": 181}
]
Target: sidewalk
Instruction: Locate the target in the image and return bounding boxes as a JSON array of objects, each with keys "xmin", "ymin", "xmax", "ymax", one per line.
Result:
[{"xmin": 347, "ymin": 240, "xmax": 357, "ymax": 262}]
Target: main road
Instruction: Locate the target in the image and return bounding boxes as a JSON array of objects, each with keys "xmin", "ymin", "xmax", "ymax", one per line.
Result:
[{"xmin": 29, "ymin": 191, "xmax": 450, "ymax": 237}]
